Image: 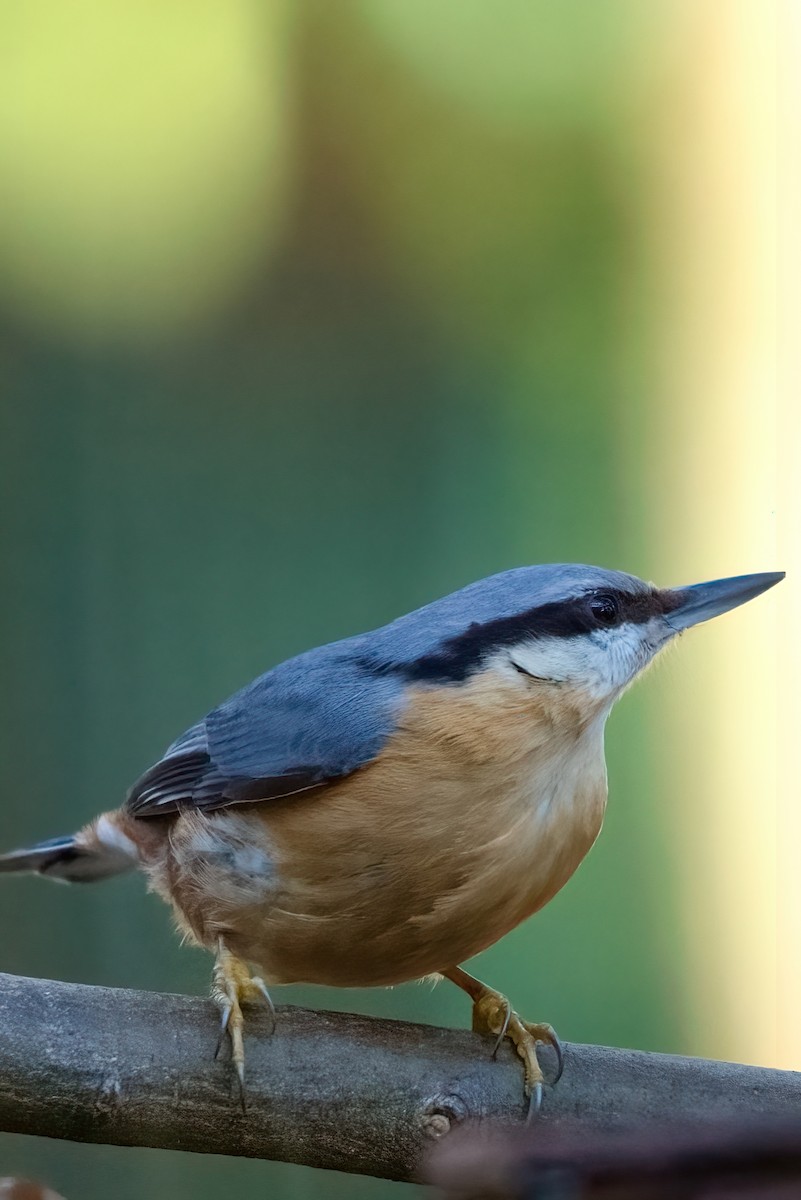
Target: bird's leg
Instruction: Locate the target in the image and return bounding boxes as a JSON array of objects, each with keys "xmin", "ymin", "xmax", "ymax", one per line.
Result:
[
  {"xmin": 442, "ymin": 965, "xmax": 563, "ymax": 1117},
  {"xmin": 211, "ymin": 938, "xmax": 276, "ymax": 1103}
]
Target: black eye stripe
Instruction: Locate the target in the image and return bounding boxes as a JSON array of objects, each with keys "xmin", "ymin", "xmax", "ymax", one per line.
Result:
[{"xmin": 394, "ymin": 587, "xmax": 683, "ymax": 684}]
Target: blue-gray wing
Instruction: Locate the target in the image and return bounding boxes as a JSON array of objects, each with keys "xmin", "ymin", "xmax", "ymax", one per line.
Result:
[{"xmin": 125, "ymin": 642, "xmax": 405, "ymax": 817}]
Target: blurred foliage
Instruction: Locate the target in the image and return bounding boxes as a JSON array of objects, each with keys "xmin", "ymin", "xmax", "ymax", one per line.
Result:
[
  {"xmin": 0, "ymin": 0, "xmax": 292, "ymax": 339},
  {"xmin": 0, "ymin": 3, "xmax": 687, "ymax": 1198}
]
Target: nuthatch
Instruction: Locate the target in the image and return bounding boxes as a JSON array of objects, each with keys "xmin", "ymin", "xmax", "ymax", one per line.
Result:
[{"xmin": 0, "ymin": 564, "xmax": 784, "ymax": 1112}]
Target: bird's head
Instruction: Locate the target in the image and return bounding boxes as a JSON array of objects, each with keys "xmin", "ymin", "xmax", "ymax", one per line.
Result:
[
  {"xmin": 387, "ymin": 564, "xmax": 784, "ymax": 714},
  {"xmin": 497, "ymin": 566, "xmax": 785, "ymax": 707}
]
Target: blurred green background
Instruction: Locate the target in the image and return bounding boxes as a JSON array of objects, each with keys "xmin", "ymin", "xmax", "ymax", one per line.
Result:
[{"xmin": 0, "ymin": 2, "xmax": 784, "ymax": 1198}]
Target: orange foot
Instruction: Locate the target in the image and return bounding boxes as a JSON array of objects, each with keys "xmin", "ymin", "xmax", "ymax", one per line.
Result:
[
  {"xmin": 444, "ymin": 964, "xmax": 563, "ymax": 1117},
  {"xmin": 211, "ymin": 939, "xmax": 276, "ymax": 1106}
]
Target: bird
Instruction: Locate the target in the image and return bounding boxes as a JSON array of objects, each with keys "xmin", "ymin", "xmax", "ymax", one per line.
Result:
[{"xmin": 0, "ymin": 563, "xmax": 784, "ymax": 1113}]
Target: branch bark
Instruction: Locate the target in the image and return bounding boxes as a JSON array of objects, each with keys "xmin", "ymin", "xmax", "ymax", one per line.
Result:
[{"xmin": 0, "ymin": 972, "xmax": 799, "ymax": 1182}]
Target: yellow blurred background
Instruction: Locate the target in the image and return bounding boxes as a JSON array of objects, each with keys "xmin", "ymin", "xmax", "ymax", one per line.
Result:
[{"xmin": 0, "ymin": 2, "xmax": 793, "ymax": 1197}]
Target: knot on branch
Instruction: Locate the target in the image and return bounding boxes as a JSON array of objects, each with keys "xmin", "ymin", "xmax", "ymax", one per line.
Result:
[{"xmin": 420, "ymin": 1091, "xmax": 470, "ymax": 1139}]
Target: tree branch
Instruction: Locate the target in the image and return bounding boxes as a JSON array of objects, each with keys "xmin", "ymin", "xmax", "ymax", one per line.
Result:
[{"xmin": 0, "ymin": 972, "xmax": 799, "ymax": 1182}]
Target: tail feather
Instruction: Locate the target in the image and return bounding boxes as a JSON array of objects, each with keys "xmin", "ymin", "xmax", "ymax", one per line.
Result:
[
  {"xmin": 0, "ymin": 835, "xmax": 80, "ymax": 875},
  {"xmin": 0, "ymin": 816, "xmax": 138, "ymax": 883}
]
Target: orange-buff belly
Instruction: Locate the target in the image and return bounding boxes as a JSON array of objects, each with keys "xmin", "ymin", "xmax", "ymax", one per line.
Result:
[{"xmin": 134, "ymin": 673, "xmax": 609, "ymax": 987}]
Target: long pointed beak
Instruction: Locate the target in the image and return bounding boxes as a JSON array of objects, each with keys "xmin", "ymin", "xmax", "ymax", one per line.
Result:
[{"xmin": 665, "ymin": 571, "xmax": 785, "ymax": 632}]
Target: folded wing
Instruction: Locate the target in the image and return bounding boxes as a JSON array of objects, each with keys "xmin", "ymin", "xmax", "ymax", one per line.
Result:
[{"xmin": 125, "ymin": 643, "xmax": 405, "ymax": 816}]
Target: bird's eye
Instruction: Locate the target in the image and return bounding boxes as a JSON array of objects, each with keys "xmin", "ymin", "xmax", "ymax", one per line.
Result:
[{"xmin": 588, "ymin": 593, "xmax": 619, "ymax": 627}]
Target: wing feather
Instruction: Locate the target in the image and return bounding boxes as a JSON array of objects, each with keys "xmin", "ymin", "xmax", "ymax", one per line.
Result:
[{"xmin": 125, "ymin": 642, "xmax": 404, "ymax": 817}]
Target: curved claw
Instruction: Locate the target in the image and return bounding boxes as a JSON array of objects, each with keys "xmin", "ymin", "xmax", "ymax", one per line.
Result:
[
  {"xmin": 251, "ymin": 976, "xmax": 277, "ymax": 1036},
  {"xmin": 490, "ymin": 997, "xmax": 513, "ymax": 1059},
  {"xmin": 526, "ymin": 1081, "xmax": 543, "ymax": 1122},
  {"xmin": 214, "ymin": 1003, "xmax": 232, "ymax": 1060},
  {"xmin": 549, "ymin": 1031, "xmax": 565, "ymax": 1084},
  {"xmin": 533, "ymin": 1025, "xmax": 565, "ymax": 1084}
]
